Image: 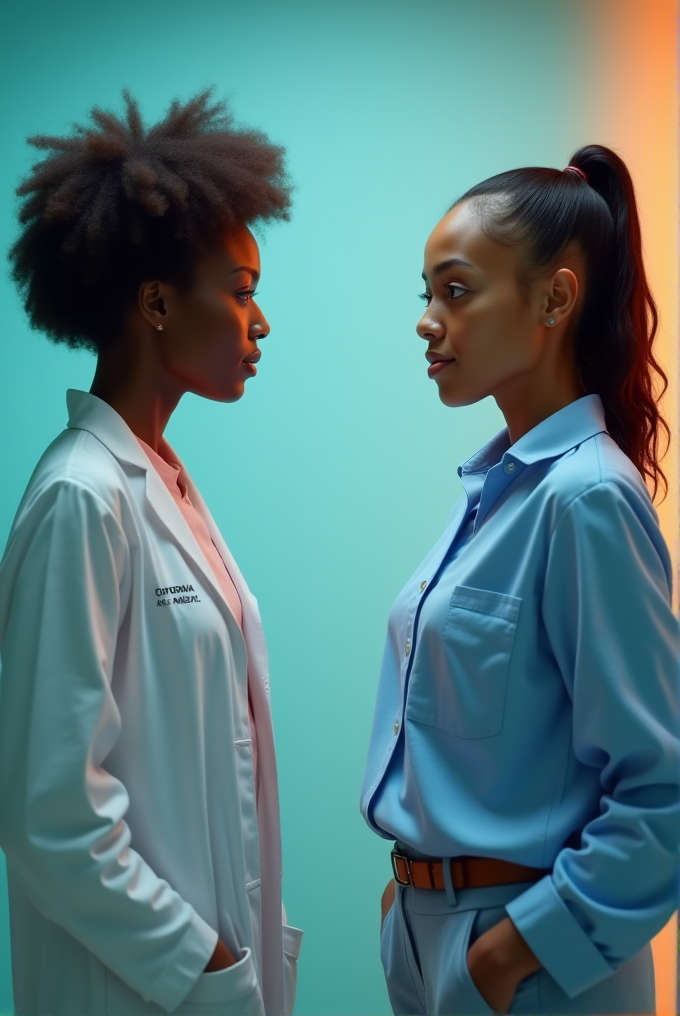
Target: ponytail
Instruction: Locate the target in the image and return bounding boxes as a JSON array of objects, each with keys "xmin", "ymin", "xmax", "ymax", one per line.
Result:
[
  {"xmin": 459, "ymin": 144, "xmax": 669, "ymax": 500},
  {"xmin": 566, "ymin": 145, "xmax": 668, "ymax": 500}
]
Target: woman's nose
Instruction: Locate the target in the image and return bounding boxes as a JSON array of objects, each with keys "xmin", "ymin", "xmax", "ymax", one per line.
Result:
[
  {"xmin": 250, "ymin": 309, "xmax": 270, "ymax": 340},
  {"xmin": 416, "ymin": 312, "xmax": 443, "ymax": 341}
]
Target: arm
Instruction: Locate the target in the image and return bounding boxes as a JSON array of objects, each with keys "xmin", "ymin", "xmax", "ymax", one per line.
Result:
[
  {"xmin": 0, "ymin": 480, "xmax": 219, "ymax": 1010},
  {"xmin": 502, "ymin": 482, "xmax": 680, "ymax": 998}
]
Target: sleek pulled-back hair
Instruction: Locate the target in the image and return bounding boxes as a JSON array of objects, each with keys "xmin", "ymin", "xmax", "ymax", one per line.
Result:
[
  {"xmin": 456, "ymin": 144, "xmax": 668, "ymax": 500},
  {"xmin": 9, "ymin": 89, "xmax": 292, "ymax": 353}
]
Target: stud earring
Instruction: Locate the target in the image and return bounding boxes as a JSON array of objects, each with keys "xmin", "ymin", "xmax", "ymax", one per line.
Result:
[
  {"xmin": 547, "ymin": 317, "xmax": 555, "ymax": 326},
  {"xmin": 156, "ymin": 323, "xmax": 164, "ymax": 332}
]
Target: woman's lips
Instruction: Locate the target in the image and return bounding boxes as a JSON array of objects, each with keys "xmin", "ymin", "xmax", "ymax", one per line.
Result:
[
  {"xmin": 243, "ymin": 349, "xmax": 261, "ymax": 375},
  {"xmin": 427, "ymin": 358, "xmax": 454, "ymax": 378}
]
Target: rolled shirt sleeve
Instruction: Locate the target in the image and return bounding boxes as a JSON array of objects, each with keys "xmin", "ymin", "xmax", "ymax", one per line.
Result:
[
  {"xmin": 0, "ymin": 480, "xmax": 217, "ymax": 1012},
  {"xmin": 506, "ymin": 481, "xmax": 680, "ymax": 998}
]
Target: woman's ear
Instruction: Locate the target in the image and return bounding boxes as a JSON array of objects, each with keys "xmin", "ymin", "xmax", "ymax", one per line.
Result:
[
  {"xmin": 138, "ymin": 280, "xmax": 167, "ymax": 331},
  {"xmin": 543, "ymin": 268, "xmax": 579, "ymax": 328}
]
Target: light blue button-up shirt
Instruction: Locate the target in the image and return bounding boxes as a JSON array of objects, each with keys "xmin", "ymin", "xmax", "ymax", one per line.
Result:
[{"xmin": 360, "ymin": 395, "xmax": 679, "ymax": 999}]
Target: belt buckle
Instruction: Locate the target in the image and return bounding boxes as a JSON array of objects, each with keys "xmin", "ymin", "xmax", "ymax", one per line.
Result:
[{"xmin": 391, "ymin": 849, "xmax": 412, "ymax": 887}]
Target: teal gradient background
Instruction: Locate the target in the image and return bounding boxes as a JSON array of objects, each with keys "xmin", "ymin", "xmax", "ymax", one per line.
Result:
[{"xmin": 0, "ymin": 2, "xmax": 609, "ymax": 1012}]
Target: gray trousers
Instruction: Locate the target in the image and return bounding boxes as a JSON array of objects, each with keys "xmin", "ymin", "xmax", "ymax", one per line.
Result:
[{"xmin": 380, "ymin": 881, "xmax": 656, "ymax": 1015}]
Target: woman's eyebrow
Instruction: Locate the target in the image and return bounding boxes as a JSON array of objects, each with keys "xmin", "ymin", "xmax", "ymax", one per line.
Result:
[
  {"xmin": 423, "ymin": 257, "xmax": 475, "ymax": 280},
  {"xmin": 227, "ymin": 266, "xmax": 260, "ymax": 282}
]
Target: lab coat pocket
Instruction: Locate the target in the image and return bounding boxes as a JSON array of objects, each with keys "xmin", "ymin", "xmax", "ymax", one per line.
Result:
[
  {"xmin": 174, "ymin": 948, "xmax": 265, "ymax": 1015},
  {"xmin": 282, "ymin": 924, "xmax": 303, "ymax": 1016},
  {"xmin": 412, "ymin": 586, "xmax": 521, "ymax": 739},
  {"xmin": 105, "ymin": 967, "xmax": 165, "ymax": 1015}
]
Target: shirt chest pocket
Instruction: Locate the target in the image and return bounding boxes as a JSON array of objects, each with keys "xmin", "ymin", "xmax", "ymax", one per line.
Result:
[{"xmin": 407, "ymin": 585, "xmax": 521, "ymax": 739}]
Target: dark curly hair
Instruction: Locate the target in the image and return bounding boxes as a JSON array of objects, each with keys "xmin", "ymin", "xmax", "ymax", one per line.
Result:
[
  {"xmin": 9, "ymin": 89, "xmax": 292, "ymax": 353},
  {"xmin": 458, "ymin": 145, "xmax": 669, "ymax": 501}
]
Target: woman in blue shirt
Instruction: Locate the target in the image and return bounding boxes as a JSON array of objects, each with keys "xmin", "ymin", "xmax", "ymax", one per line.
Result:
[{"xmin": 360, "ymin": 145, "xmax": 679, "ymax": 1015}]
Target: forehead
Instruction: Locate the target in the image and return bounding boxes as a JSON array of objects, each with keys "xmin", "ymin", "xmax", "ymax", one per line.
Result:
[
  {"xmin": 424, "ymin": 198, "xmax": 517, "ymax": 278},
  {"xmin": 213, "ymin": 224, "xmax": 261, "ymax": 270}
]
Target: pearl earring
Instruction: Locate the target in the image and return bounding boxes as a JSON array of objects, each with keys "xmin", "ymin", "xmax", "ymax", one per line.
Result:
[
  {"xmin": 156, "ymin": 323, "xmax": 163, "ymax": 332},
  {"xmin": 547, "ymin": 317, "xmax": 555, "ymax": 326}
]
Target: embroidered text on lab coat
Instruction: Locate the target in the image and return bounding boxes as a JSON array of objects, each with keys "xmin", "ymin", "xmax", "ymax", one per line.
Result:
[{"xmin": 154, "ymin": 583, "xmax": 201, "ymax": 606}]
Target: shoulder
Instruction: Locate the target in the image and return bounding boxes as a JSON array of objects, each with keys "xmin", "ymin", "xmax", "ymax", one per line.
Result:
[
  {"xmin": 542, "ymin": 433, "xmax": 671, "ymax": 589},
  {"xmin": 12, "ymin": 428, "xmax": 134, "ymax": 529},
  {"xmin": 543, "ymin": 431, "xmax": 656, "ymax": 526},
  {"xmin": 0, "ymin": 431, "xmax": 134, "ymax": 613}
]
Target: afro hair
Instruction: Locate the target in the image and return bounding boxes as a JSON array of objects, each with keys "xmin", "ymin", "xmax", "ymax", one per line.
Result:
[{"xmin": 9, "ymin": 89, "xmax": 292, "ymax": 352}]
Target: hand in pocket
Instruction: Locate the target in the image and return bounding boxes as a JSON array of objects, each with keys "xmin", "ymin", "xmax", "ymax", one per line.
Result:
[
  {"xmin": 205, "ymin": 938, "xmax": 238, "ymax": 971},
  {"xmin": 466, "ymin": 916, "xmax": 541, "ymax": 1013}
]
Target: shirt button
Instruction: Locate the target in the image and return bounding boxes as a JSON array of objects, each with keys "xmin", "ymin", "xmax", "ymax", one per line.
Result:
[
  {"xmin": 504, "ymin": 460, "xmax": 516, "ymax": 474},
  {"xmin": 404, "ymin": 638, "xmax": 411, "ymax": 657},
  {"xmin": 393, "ymin": 721, "xmax": 400, "ymax": 735},
  {"xmin": 420, "ymin": 580, "xmax": 427, "ymax": 592}
]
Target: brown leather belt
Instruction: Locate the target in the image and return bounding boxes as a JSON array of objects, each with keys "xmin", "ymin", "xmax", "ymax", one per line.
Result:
[{"xmin": 391, "ymin": 848, "xmax": 550, "ymax": 891}]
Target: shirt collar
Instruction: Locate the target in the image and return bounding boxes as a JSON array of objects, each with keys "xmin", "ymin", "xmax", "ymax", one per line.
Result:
[
  {"xmin": 458, "ymin": 394, "xmax": 607, "ymax": 478},
  {"xmin": 136, "ymin": 436, "xmax": 185, "ymax": 498},
  {"xmin": 66, "ymin": 389, "xmax": 152, "ymax": 470}
]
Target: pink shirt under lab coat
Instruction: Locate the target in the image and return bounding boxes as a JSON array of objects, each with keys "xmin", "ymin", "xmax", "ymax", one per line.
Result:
[{"xmin": 137, "ymin": 437, "xmax": 258, "ymax": 787}]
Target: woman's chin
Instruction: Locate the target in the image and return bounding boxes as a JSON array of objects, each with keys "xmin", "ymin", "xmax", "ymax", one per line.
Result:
[
  {"xmin": 437, "ymin": 386, "xmax": 472, "ymax": 409},
  {"xmin": 220, "ymin": 384, "xmax": 246, "ymax": 403},
  {"xmin": 191, "ymin": 378, "xmax": 246, "ymax": 403},
  {"xmin": 436, "ymin": 379, "xmax": 489, "ymax": 409}
]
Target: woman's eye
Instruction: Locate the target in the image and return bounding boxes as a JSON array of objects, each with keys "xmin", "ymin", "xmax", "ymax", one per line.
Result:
[
  {"xmin": 236, "ymin": 288, "xmax": 258, "ymax": 305},
  {"xmin": 418, "ymin": 285, "xmax": 467, "ymax": 305}
]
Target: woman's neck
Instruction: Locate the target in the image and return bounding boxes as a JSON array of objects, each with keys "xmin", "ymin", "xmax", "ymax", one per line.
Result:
[
  {"xmin": 495, "ymin": 352, "xmax": 585, "ymax": 445},
  {"xmin": 90, "ymin": 329, "xmax": 183, "ymax": 452}
]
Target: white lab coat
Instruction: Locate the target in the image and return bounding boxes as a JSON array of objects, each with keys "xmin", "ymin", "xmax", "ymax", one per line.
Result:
[{"xmin": 0, "ymin": 390, "xmax": 301, "ymax": 1015}]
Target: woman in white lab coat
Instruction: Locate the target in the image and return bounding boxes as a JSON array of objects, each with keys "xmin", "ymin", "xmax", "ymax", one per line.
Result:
[{"xmin": 0, "ymin": 90, "xmax": 301, "ymax": 1016}]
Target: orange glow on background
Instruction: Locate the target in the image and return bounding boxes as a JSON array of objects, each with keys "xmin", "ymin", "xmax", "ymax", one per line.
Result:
[{"xmin": 584, "ymin": 2, "xmax": 678, "ymax": 1012}]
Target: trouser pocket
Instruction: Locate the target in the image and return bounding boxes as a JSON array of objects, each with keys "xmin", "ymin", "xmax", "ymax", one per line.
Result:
[
  {"xmin": 380, "ymin": 887, "xmax": 426, "ymax": 1016},
  {"xmin": 413, "ymin": 897, "xmax": 540, "ymax": 1015},
  {"xmin": 427, "ymin": 907, "xmax": 494, "ymax": 1016}
]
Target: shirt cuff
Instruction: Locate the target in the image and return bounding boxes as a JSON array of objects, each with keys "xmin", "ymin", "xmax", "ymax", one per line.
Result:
[
  {"xmin": 505, "ymin": 876, "xmax": 614, "ymax": 998},
  {"xmin": 148, "ymin": 909, "xmax": 218, "ymax": 1013}
]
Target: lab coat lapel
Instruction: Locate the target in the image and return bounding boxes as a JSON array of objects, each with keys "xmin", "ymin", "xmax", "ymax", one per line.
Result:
[
  {"xmin": 141, "ymin": 466, "xmax": 244, "ymax": 634},
  {"xmin": 66, "ymin": 391, "xmax": 238, "ymax": 635},
  {"xmin": 166, "ymin": 453, "xmax": 269, "ymax": 698},
  {"xmin": 183, "ymin": 479, "xmax": 271, "ymax": 696}
]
